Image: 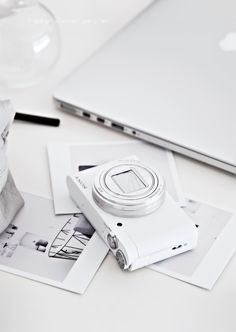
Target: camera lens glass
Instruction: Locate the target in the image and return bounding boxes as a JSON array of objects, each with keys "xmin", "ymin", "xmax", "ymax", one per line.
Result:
[{"xmin": 111, "ymin": 169, "xmax": 146, "ymax": 194}]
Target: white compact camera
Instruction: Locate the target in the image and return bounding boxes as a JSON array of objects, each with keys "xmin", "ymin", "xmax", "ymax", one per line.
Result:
[{"xmin": 67, "ymin": 158, "xmax": 198, "ymax": 271}]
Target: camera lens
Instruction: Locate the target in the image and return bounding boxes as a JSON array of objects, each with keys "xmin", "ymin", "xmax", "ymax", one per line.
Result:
[
  {"xmin": 116, "ymin": 250, "xmax": 126, "ymax": 270},
  {"xmin": 92, "ymin": 160, "xmax": 165, "ymax": 218}
]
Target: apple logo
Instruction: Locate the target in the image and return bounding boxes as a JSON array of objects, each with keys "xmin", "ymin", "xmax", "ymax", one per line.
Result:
[{"xmin": 219, "ymin": 33, "xmax": 236, "ymax": 51}]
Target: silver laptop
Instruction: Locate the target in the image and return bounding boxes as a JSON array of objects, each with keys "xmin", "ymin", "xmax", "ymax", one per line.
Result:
[{"xmin": 54, "ymin": 0, "xmax": 236, "ymax": 174}]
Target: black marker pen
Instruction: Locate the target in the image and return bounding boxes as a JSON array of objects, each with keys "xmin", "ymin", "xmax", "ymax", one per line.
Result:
[{"xmin": 14, "ymin": 112, "xmax": 60, "ymax": 127}]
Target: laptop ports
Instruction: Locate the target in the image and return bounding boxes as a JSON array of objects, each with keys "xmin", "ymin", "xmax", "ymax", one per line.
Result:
[
  {"xmin": 97, "ymin": 117, "xmax": 105, "ymax": 124},
  {"xmin": 83, "ymin": 111, "xmax": 90, "ymax": 118},
  {"xmin": 111, "ymin": 122, "xmax": 124, "ymax": 131}
]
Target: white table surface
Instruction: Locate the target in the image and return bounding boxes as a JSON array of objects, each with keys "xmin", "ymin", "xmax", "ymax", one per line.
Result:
[{"xmin": 1, "ymin": 1, "xmax": 236, "ymax": 331}]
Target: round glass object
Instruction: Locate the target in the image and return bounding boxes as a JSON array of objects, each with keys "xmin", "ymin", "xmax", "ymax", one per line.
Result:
[{"xmin": 0, "ymin": 0, "xmax": 60, "ymax": 88}]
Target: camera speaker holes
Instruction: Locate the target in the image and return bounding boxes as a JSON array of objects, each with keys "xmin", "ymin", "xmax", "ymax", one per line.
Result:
[
  {"xmin": 117, "ymin": 222, "xmax": 123, "ymax": 227},
  {"xmin": 132, "ymin": 130, "xmax": 136, "ymax": 135}
]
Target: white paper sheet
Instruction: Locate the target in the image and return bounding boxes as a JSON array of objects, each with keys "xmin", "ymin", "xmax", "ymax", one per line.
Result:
[
  {"xmin": 47, "ymin": 141, "xmax": 185, "ymax": 215},
  {"xmin": 149, "ymin": 199, "xmax": 236, "ymax": 290},
  {"xmin": 0, "ymin": 192, "xmax": 108, "ymax": 294}
]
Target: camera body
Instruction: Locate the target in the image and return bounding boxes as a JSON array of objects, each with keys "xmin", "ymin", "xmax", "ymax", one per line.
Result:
[{"xmin": 67, "ymin": 158, "xmax": 198, "ymax": 271}]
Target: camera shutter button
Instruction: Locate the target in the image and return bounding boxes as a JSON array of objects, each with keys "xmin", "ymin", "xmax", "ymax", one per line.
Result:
[{"xmin": 107, "ymin": 233, "xmax": 118, "ymax": 249}]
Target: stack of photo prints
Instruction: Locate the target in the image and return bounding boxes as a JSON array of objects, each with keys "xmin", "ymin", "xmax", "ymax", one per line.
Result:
[{"xmin": 0, "ymin": 141, "xmax": 235, "ymax": 294}]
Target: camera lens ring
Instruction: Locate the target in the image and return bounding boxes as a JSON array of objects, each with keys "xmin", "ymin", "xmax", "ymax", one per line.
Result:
[{"xmin": 92, "ymin": 160, "xmax": 165, "ymax": 217}]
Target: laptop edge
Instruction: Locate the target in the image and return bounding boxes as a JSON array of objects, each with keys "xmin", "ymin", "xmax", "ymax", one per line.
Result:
[{"xmin": 54, "ymin": 98, "xmax": 236, "ymax": 174}]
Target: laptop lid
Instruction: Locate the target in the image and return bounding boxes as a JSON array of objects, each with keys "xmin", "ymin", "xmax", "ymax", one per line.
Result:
[{"xmin": 54, "ymin": 0, "xmax": 236, "ymax": 173}]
